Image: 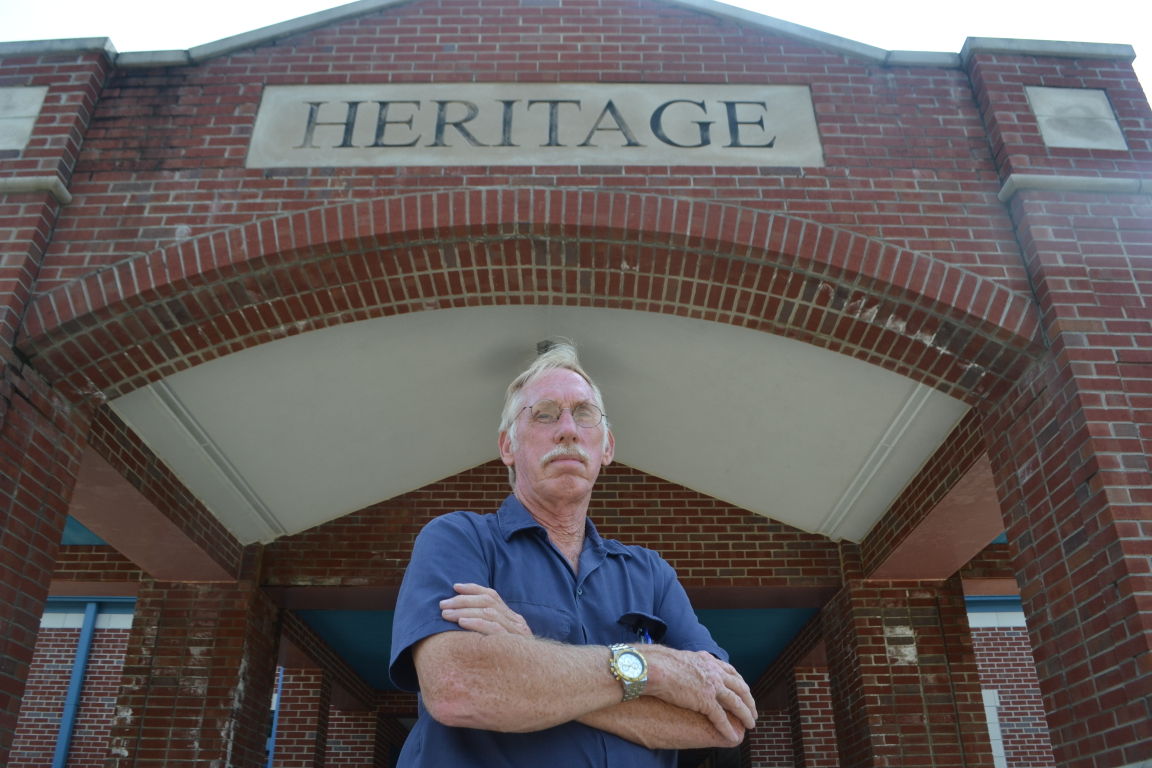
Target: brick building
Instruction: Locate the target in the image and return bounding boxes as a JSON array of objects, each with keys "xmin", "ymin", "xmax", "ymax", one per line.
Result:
[{"xmin": 0, "ymin": 0, "xmax": 1149, "ymax": 766}]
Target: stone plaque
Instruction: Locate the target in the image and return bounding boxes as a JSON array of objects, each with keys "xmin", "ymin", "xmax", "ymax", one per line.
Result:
[
  {"xmin": 0, "ymin": 86, "xmax": 48, "ymax": 152},
  {"xmin": 247, "ymin": 83, "xmax": 824, "ymax": 168},
  {"xmin": 1026, "ymin": 86, "xmax": 1128, "ymax": 151}
]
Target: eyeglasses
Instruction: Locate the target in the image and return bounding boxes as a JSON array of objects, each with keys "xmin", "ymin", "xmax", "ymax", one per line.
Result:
[{"xmin": 521, "ymin": 400, "xmax": 605, "ymax": 428}]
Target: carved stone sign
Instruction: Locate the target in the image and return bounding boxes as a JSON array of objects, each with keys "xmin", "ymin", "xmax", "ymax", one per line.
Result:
[{"xmin": 247, "ymin": 83, "xmax": 823, "ymax": 168}]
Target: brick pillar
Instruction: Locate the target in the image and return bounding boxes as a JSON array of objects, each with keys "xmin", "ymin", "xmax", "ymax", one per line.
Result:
[
  {"xmin": 788, "ymin": 666, "xmax": 837, "ymax": 767},
  {"xmin": 325, "ymin": 706, "xmax": 379, "ymax": 767},
  {"xmin": 979, "ymin": 189, "xmax": 1152, "ymax": 768},
  {"xmin": 743, "ymin": 708, "xmax": 792, "ymax": 767},
  {"xmin": 983, "ymin": 347, "xmax": 1152, "ymax": 768},
  {"xmin": 274, "ymin": 668, "xmax": 331, "ymax": 767},
  {"xmin": 970, "ymin": 625, "xmax": 1057, "ymax": 767},
  {"xmin": 0, "ymin": 44, "xmax": 110, "ymax": 766},
  {"xmin": 0, "ymin": 359, "xmax": 86, "ymax": 765},
  {"xmin": 963, "ymin": 37, "xmax": 1152, "ymax": 768},
  {"xmin": 823, "ymin": 575, "xmax": 996, "ymax": 768},
  {"xmin": 108, "ymin": 573, "xmax": 280, "ymax": 767}
]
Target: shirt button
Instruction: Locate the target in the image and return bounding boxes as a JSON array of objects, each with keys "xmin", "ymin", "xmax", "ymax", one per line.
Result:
[{"xmin": 576, "ymin": 588, "xmax": 583, "ymax": 597}]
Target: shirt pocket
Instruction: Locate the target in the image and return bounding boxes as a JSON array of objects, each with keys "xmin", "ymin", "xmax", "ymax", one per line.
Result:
[
  {"xmin": 616, "ymin": 610, "xmax": 668, "ymax": 644},
  {"xmin": 507, "ymin": 600, "xmax": 575, "ymax": 643}
]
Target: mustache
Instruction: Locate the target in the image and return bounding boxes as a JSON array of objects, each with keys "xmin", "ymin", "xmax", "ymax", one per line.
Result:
[{"xmin": 541, "ymin": 444, "xmax": 589, "ymax": 466}]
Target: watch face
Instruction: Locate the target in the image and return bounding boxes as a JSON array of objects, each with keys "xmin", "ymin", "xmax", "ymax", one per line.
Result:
[{"xmin": 618, "ymin": 652, "xmax": 644, "ymax": 679}]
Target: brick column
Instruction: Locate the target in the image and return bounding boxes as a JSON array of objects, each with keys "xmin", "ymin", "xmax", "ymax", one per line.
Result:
[
  {"xmin": 0, "ymin": 359, "xmax": 86, "ymax": 765},
  {"xmin": 325, "ymin": 706, "xmax": 379, "ymax": 767},
  {"xmin": 108, "ymin": 575, "xmax": 280, "ymax": 768},
  {"xmin": 274, "ymin": 668, "xmax": 331, "ymax": 768},
  {"xmin": 965, "ymin": 39, "xmax": 1152, "ymax": 768},
  {"xmin": 0, "ymin": 47, "xmax": 108, "ymax": 348},
  {"xmin": 788, "ymin": 666, "xmax": 837, "ymax": 767},
  {"xmin": 0, "ymin": 43, "xmax": 111, "ymax": 767},
  {"xmin": 823, "ymin": 575, "xmax": 996, "ymax": 768},
  {"xmin": 742, "ymin": 709, "xmax": 791, "ymax": 767},
  {"xmin": 983, "ymin": 347, "xmax": 1152, "ymax": 767},
  {"xmin": 970, "ymin": 624, "xmax": 1057, "ymax": 767},
  {"xmin": 978, "ymin": 187, "xmax": 1152, "ymax": 768}
]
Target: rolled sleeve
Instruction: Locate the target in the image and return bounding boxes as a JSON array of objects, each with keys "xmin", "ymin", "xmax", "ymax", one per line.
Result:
[{"xmin": 389, "ymin": 512, "xmax": 492, "ymax": 691}]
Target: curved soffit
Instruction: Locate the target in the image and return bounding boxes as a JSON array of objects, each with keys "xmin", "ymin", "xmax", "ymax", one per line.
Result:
[{"xmin": 108, "ymin": 306, "xmax": 969, "ymax": 545}]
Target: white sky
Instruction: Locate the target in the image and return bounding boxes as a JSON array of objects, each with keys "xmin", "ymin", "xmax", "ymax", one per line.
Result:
[{"xmin": 0, "ymin": 0, "xmax": 1146, "ymax": 90}]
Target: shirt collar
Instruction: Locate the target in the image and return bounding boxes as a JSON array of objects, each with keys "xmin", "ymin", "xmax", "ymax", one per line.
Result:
[{"xmin": 496, "ymin": 495, "xmax": 631, "ymax": 557}]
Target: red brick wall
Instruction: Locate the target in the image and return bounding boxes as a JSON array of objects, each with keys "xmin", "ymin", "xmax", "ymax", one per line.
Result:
[
  {"xmin": 8, "ymin": 0, "xmax": 1045, "ymax": 409},
  {"xmin": 10, "ymin": 626, "xmax": 131, "ymax": 768},
  {"xmin": 0, "ymin": 362, "xmax": 87, "ymax": 763},
  {"xmin": 21, "ymin": 188, "xmax": 1039, "ymax": 408},
  {"xmin": 68, "ymin": 627, "xmax": 130, "ymax": 767},
  {"xmin": 107, "ymin": 578, "xmax": 279, "ymax": 768},
  {"xmin": 972, "ymin": 627, "xmax": 1057, "ymax": 768},
  {"xmin": 377, "ymin": 691, "xmax": 419, "ymax": 717},
  {"xmin": 1, "ymin": 56, "xmax": 105, "ymax": 754},
  {"xmin": 325, "ymin": 709, "xmax": 379, "ymax": 768},
  {"xmin": 0, "ymin": 48, "xmax": 108, "ymax": 344},
  {"xmin": 274, "ymin": 669, "xmax": 330, "ymax": 768},
  {"xmin": 966, "ymin": 50, "xmax": 1150, "ymax": 180},
  {"xmin": 961, "ymin": 543, "xmax": 1016, "ymax": 581},
  {"xmin": 30, "ymin": 1, "xmax": 1024, "ymax": 289},
  {"xmin": 823, "ymin": 577, "xmax": 995, "ymax": 768},
  {"xmin": 748, "ymin": 614, "xmax": 1058, "ymax": 768},
  {"xmin": 10, "ymin": 628, "xmax": 73, "ymax": 768},
  {"xmin": 0, "ymin": 188, "xmax": 63, "ymax": 346},
  {"xmin": 263, "ymin": 459, "xmax": 843, "ymax": 589},
  {"xmin": 979, "ymin": 192, "xmax": 1152, "ymax": 767},
  {"xmin": 967, "ymin": 39, "xmax": 1152, "ymax": 767},
  {"xmin": 54, "ymin": 546, "xmax": 143, "ymax": 583},
  {"xmin": 787, "ymin": 668, "xmax": 837, "ymax": 768},
  {"xmin": 744, "ymin": 709, "xmax": 792, "ymax": 767}
]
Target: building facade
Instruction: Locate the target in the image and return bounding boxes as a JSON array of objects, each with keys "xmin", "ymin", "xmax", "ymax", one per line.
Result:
[{"xmin": 0, "ymin": 0, "xmax": 1149, "ymax": 766}]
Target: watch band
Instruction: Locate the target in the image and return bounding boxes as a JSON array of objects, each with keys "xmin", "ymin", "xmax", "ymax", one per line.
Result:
[{"xmin": 608, "ymin": 643, "xmax": 648, "ymax": 702}]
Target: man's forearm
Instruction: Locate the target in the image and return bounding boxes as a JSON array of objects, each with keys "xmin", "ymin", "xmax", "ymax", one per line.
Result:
[
  {"xmin": 414, "ymin": 630, "xmax": 755, "ymax": 744},
  {"xmin": 413, "ymin": 631, "xmax": 624, "ymax": 732},
  {"xmin": 577, "ymin": 697, "xmax": 746, "ymax": 750}
]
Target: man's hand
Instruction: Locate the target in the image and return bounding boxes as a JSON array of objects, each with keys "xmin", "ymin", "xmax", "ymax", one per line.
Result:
[
  {"xmin": 440, "ymin": 582, "xmax": 532, "ymax": 636},
  {"xmin": 643, "ymin": 646, "xmax": 757, "ymax": 743}
]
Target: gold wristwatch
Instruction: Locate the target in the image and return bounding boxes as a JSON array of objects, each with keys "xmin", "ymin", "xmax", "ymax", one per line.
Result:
[{"xmin": 608, "ymin": 643, "xmax": 648, "ymax": 701}]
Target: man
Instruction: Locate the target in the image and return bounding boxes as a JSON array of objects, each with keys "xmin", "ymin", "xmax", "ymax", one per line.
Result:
[{"xmin": 389, "ymin": 341, "xmax": 757, "ymax": 766}]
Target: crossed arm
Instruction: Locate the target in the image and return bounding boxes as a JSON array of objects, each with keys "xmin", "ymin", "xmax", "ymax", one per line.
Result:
[{"xmin": 411, "ymin": 583, "xmax": 757, "ymax": 750}]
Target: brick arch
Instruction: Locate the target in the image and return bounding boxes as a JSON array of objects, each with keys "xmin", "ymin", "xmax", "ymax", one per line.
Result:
[{"xmin": 19, "ymin": 188, "xmax": 1040, "ymax": 405}]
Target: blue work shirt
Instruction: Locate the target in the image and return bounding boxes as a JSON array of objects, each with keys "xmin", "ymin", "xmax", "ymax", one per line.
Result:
[{"xmin": 389, "ymin": 494, "xmax": 726, "ymax": 767}]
